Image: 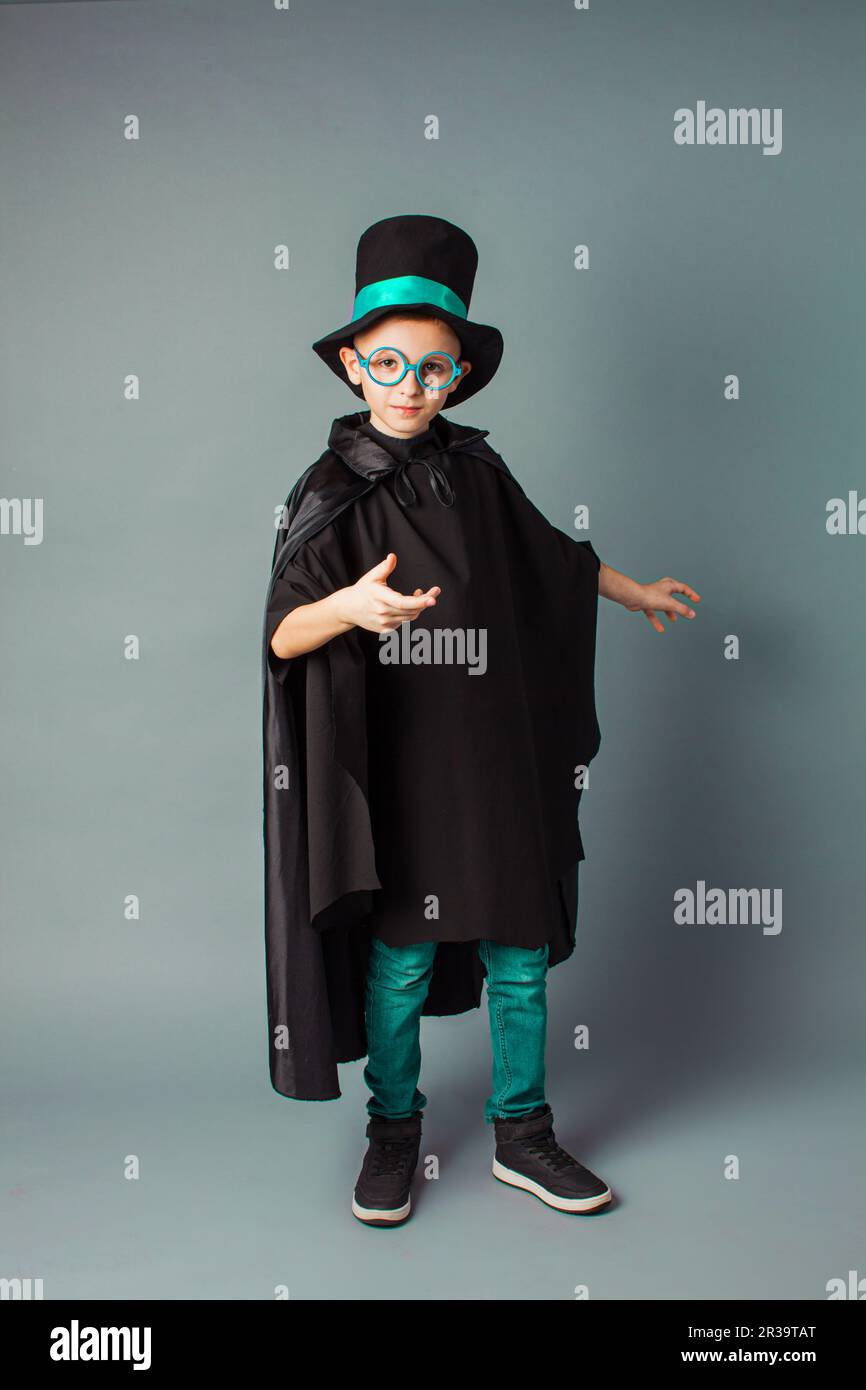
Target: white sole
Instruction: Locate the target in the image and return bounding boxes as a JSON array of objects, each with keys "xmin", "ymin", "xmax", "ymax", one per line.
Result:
[
  {"xmin": 351, "ymin": 1193, "xmax": 412, "ymax": 1225},
  {"xmin": 492, "ymin": 1157, "xmax": 612, "ymax": 1212}
]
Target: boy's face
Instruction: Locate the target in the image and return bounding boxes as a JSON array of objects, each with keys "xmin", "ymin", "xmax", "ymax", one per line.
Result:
[{"xmin": 338, "ymin": 314, "xmax": 472, "ymax": 439}]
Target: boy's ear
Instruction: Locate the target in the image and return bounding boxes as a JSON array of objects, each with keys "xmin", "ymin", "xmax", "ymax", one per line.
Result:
[
  {"xmin": 446, "ymin": 360, "xmax": 471, "ymax": 394},
  {"xmin": 338, "ymin": 344, "xmax": 362, "ymax": 383}
]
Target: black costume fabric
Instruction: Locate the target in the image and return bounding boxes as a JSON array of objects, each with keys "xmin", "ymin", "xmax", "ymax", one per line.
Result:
[{"xmin": 262, "ymin": 409, "xmax": 602, "ymax": 1101}]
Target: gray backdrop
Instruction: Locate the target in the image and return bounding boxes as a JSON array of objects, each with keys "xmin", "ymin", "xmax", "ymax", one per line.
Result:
[{"xmin": 2, "ymin": 0, "xmax": 863, "ymax": 1300}]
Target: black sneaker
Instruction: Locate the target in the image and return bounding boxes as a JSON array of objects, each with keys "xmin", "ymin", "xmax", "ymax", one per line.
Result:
[
  {"xmin": 492, "ymin": 1103, "xmax": 612, "ymax": 1213},
  {"xmin": 351, "ymin": 1111, "xmax": 423, "ymax": 1226}
]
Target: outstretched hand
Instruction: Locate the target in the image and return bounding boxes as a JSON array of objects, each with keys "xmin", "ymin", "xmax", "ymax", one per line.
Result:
[
  {"xmin": 625, "ymin": 577, "xmax": 701, "ymax": 634},
  {"xmin": 338, "ymin": 552, "xmax": 441, "ymax": 634}
]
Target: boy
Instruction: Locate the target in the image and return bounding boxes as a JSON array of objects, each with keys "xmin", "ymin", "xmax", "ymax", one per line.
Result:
[{"xmin": 262, "ymin": 214, "xmax": 699, "ymax": 1226}]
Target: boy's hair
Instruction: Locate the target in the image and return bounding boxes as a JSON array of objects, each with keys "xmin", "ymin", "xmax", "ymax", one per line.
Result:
[{"xmin": 352, "ymin": 307, "xmax": 461, "ymax": 354}]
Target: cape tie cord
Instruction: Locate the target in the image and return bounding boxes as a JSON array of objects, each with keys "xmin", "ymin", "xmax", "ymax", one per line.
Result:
[{"xmin": 391, "ymin": 455, "xmax": 455, "ymax": 509}]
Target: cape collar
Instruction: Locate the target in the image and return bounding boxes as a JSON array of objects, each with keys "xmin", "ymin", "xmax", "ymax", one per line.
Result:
[{"xmin": 326, "ymin": 410, "xmax": 492, "ymax": 510}]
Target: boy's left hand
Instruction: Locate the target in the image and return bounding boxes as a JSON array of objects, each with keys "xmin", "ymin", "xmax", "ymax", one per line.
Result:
[{"xmin": 625, "ymin": 578, "xmax": 701, "ymax": 633}]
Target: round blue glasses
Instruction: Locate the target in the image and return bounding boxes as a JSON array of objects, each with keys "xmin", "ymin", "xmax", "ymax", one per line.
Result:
[{"xmin": 354, "ymin": 346, "xmax": 462, "ymax": 392}]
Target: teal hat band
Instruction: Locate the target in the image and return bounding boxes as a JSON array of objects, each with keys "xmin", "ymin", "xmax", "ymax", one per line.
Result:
[{"xmin": 352, "ymin": 275, "xmax": 468, "ymax": 323}]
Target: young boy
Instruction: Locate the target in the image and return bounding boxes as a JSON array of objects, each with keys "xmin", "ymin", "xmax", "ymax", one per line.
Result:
[{"xmin": 262, "ymin": 214, "xmax": 699, "ymax": 1226}]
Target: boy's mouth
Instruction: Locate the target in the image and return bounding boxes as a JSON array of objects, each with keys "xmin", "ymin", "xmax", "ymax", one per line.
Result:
[{"xmin": 391, "ymin": 405, "xmax": 423, "ymax": 415}]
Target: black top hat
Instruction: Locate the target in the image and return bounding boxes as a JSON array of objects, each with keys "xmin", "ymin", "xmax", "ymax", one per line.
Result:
[{"xmin": 311, "ymin": 214, "xmax": 504, "ymax": 409}]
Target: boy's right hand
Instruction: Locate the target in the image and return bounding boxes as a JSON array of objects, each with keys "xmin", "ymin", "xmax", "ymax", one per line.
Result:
[{"xmin": 334, "ymin": 553, "xmax": 440, "ymax": 633}]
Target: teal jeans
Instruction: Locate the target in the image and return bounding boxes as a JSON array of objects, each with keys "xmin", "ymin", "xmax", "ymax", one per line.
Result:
[{"xmin": 363, "ymin": 935, "xmax": 550, "ymax": 1125}]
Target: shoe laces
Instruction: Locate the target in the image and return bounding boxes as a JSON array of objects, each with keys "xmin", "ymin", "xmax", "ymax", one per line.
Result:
[
  {"xmin": 520, "ymin": 1131, "xmax": 580, "ymax": 1174},
  {"xmin": 370, "ymin": 1136, "xmax": 416, "ymax": 1178}
]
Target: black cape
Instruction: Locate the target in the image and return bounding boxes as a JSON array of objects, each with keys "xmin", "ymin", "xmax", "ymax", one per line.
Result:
[{"xmin": 262, "ymin": 409, "xmax": 602, "ymax": 1101}]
